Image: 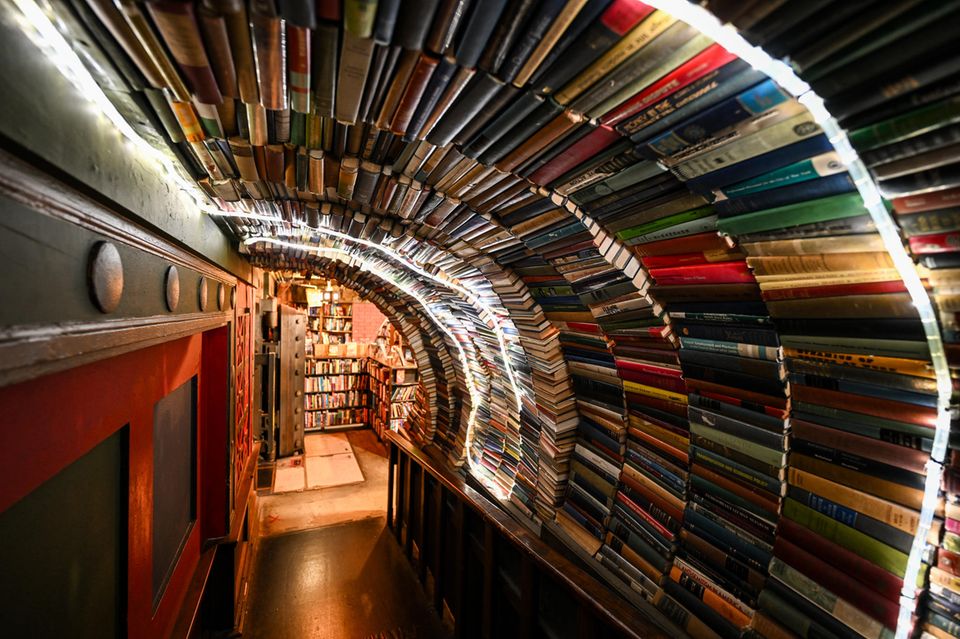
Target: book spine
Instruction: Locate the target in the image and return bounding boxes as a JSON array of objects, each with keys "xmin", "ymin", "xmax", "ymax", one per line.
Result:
[
  {"xmin": 335, "ymin": 31, "xmax": 375, "ymax": 124},
  {"xmin": 534, "ymin": 0, "xmax": 653, "ymax": 95},
  {"xmin": 602, "ymin": 44, "xmax": 739, "ymax": 126}
]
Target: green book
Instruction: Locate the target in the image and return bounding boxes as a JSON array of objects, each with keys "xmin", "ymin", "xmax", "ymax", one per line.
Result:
[
  {"xmin": 343, "ymin": 0, "xmax": 379, "ymax": 38},
  {"xmin": 782, "ymin": 498, "xmax": 907, "ymax": 577},
  {"xmin": 616, "ymin": 205, "xmax": 714, "ymax": 241},
  {"xmin": 689, "ymin": 422, "xmax": 785, "ymax": 468},
  {"xmin": 719, "ymin": 152, "xmax": 844, "ymax": 198},
  {"xmin": 289, "ymin": 111, "xmax": 306, "ymax": 147},
  {"xmin": 849, "ymin": 96, "xmax": 960, "ymax": 151},
  {"xmin": 716, "ymin": 192, "xmax": 869, "ymax": 236}
]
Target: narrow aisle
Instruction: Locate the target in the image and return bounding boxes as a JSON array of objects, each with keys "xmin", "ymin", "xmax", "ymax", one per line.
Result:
[{"xmin": 243, "ymin": 516, "xmax": 448, "ymax": 639}]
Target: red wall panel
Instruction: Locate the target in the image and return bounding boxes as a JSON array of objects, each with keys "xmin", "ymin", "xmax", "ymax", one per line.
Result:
[{"xmin": 0, "ymin": 331, "xmax": 230, "ymax": 639}]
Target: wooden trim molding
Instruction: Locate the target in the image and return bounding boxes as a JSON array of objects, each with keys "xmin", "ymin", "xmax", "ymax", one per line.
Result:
[
  {"xmin": 0, "ymin": 150, "xmax": 239, "ymax": 284},
  {"xmin": 0, "ymin": 313, "xmax": 230, "ymax": 388}
]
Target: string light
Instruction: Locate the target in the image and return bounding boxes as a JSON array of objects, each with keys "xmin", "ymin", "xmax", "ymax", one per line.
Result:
[{"xmin": 244, "ymin": 236, "xmax": 514, "ymax": 498}]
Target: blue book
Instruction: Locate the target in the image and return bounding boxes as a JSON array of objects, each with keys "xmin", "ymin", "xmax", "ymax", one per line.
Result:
[
  {"xmin": 682, "ymin": 506, "xmax": 771, "ymax": 571},
  {"xmin": 715, "ymin": 173, "xmax": 856, "ymax": 218},
  {"xmin": 642, "ymin": 78, "xmax": 790, "ymax": 158},
  {"xmin": 684, "ymin": 135, "xmax": 835, "ymax": 194}
]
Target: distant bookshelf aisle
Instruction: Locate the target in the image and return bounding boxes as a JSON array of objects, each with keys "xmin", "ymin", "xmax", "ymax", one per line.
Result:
[
  {"xmin": 50, "ymin": 0, "xmax": 960, "ymax": 638},
  {"xmin": 303, "ymin": 325, "xmax": 426, "ymax": 437}
]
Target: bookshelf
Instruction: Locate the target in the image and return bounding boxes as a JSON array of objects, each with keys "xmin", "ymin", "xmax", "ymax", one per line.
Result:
[
  {"xmin": 303, "ymin": 343, "xmax": 369, "ymax": 432},
  {"xmin": 63, "ymin": 0, "xmax": 960, "ymax": 636},
  {"xmin": 307, "ymin": 301, "xmax": 353, "ymax": 345}
]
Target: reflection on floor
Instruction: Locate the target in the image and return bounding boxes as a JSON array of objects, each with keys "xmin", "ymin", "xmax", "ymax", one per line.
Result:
[
  {"xmin": 259, "ymin": 429, "xmax": 388, "ymax": 536},
  {"xmin": 243, "ymin": 517, "xmax": 447, "ymax": 639},
  {"xmin": 246, "ymin": 429, "xmax": 447, "ymax": 639}
]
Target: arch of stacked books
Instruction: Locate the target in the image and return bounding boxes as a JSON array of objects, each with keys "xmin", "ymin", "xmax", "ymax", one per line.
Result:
[{"xmin": 15, "ymin": 0, "xmax": 960, "ymax": 636}]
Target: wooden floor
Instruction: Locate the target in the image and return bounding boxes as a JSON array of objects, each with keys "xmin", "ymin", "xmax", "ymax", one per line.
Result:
[
  {"xmin": 259, "ymin": 430, "xmax": 390, "ymax": 536},
  {"xmin": 244, "ymin": 429, "xmax": 448, "ymax": 638},
  {"xmin": 243, "ymin": 517, "xmax": 448, "ymax": 639}
]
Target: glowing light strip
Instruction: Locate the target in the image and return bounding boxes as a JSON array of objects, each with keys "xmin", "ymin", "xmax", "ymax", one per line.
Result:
[
  {"xmin": 644, "ymin": 2, "xmax": 951, "ymax": 635},
  {"xmin": 10, "ymin": 0, "xmax": 226, "ymax": 216},
  {"xmin": 244, "ymin": 236, "xmax": 510, "ymax": 498},
  {"xmin": 220, "ymin": 212, "xmax": 527, "ymax": 407}
]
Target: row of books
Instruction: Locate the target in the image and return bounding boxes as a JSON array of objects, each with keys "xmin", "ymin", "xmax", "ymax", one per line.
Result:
[
  {"xmin": 304, "ymin": 374, "xmax": 368, "ymax": 393},
  {"xmin": 304, "ymin": 391, "xmax": 367, "ymax": 410},
  {"xmin": 305, "ymin": 408, "xmax": 368, "ymax": 430}
]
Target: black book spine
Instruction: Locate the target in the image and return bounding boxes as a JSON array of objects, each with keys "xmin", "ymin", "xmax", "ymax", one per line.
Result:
[
  {"xmin": 312, "ymin": 22, "xmax": 340, "ymax": 118},
  {"xmin": 278, "ymin": 0, "xmax": 316, "ymax": 28},
  {"xmin": 477, "ymin": 98, "xmax": 565, "ymax": 165},
  {"xmin": 450, "ymin": 82, "xmax": 520, "ymax": 145},
  {"xmin": 477, "ymin": 0, "xmax": 538, "ymax": 75},
  {"xmin": 358, "ymin": 44, "xmax": 398, "ymax": 123},
  {"xmin": 453, "ymin": 0, "xmax": 509, "ymax": 68},
  {"xmin": 426, "ymin": 72, "xmax": 506, "ymax": 146},
  {"xmin": 497, "ymin": 0, "xmax": 567, "ymax": 83},
  {"xmin": 373, "ymin": 0, "xmax": 403, "ymax": 44},
  {"xmin": 403, "ymin": 56, "xmax": 459, "ymax": 141},
  {"xmin": 533, "ymin": 12, "xmax": 621, "ymax": 95},
  {"xmin": 462, "ymin": 90, "xmax": 545, "ymax": 157},
  {"xmin": 394, "ymin": 0, "xmax": 442, "ymax": 51},
  {"xmin": 527, "ymin": 0, "xmax": 614, "ymax": 89}
]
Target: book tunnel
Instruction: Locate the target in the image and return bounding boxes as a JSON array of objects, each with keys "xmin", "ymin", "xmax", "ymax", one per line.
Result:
[{"xmin": 1, "ymin": 0, "xmax": 958, "ymax": 638}]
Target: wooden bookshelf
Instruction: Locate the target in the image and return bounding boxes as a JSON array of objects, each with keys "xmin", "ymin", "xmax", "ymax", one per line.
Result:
[
  {"xmin": 303, "ymin": 344, "xmax": 368, "ymax": 432},
  {"xmin": 306, "ymin": 301, "xmax": 353, "ymax": 346}
]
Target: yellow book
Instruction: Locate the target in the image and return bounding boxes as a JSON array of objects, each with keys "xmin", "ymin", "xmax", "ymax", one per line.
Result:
[{"xmin": 622, "ymin": 380, "xmax": 686, "ymax": 404}]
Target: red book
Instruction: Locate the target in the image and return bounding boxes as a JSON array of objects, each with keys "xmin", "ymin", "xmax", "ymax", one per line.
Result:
[
  {"xmin": 893, "ymin": 185, "xmax": 960, "ymax": 213},
  {"xmin": 529, "ymin": 126, "xmax": 622, "ymax": 186},
  {"xmin": 761, "ymin": 280, "xmax": 906, "ymax": 301},
  {"xmin": 563, "ymin": 321, "xmax": 602, "ymax": 334},
  {"xmin": 632, "ymin": 232, "xmax": 731, "ymax": 256},
  {"xmin": 615, "ymin": 359, "xmax": 683, "ymax": 378},
  {"xmin": 938, "ymin": 546, "xmax": 960, "ymax": 574},
  {"xmin": 601, "ymin": 0, "xmax": 655, "ymax": 34},
  {"xmin": 648, "ymin": 261, "xmax": 754, "ymax": 285},
  {"xmin": 778, "ymin": 518, "xmax": 905, "ymax": 603},
  {"xmin": 909, "ymin": 230, "xmax": 960, "ymax": 254},
  {"xmin": 624, "ymin": 392, "xmax": 688, "ymax": 418},
  {"xmin": 602, "ymin": 44, "xmax": 739, "ymax": 126},
  {"xmin": 640, "ymin": 253, "xmax": 711, "ymax": 268},
  {"xmin": 287, "ymin": 25, "xmax": 311, "ymax": 112},
  {"xmin": 615, "ymin": 491, "xmax": 676, "ymax": 541},
  {"xmin": 774, "ymin": 536, "xmax": 899, "ymax": 629}
]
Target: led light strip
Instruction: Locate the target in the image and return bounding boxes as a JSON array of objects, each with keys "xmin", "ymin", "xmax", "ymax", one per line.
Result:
[
  {"xmin": 221, "ymin": 212, "xmax": 528, "ymax": 406},
  {"xmin": 644, "ymin": 2, "xmax": 951, "ymax": 635},
  {"xmin": 9, "ymin": 0, "xmax": 227, "ymax": 217},
  {"xmin": 245, "ymin": 236, "xmax": 516, "ymax": 498}
]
